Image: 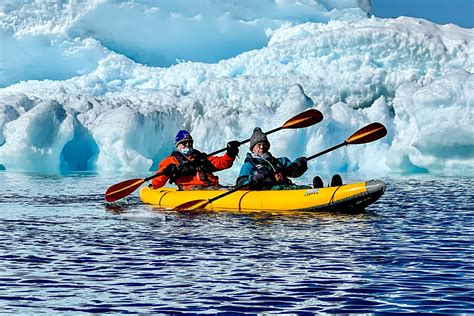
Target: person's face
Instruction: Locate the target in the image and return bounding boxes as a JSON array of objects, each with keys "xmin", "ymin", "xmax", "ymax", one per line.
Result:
[
  {"xmin": 177, "ymin": 140, "xmax": 193, "ymax": 151},
  {"xmin": 252, "ymin": 142, "xmax": 269, "ymax": 155}
]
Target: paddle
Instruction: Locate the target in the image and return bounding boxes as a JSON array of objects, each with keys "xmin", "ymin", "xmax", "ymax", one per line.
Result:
[
  {"xmin": 306, "ymin": 122, "xmax": 387, "ymax": 161},
  {"xmin": 104, "ymin": 109, "xmax": 323, "ymax": 202},
  {"xmin": 174, "ymin": 122, "xmax": 387, "ymax": 211},
  {"xmin": 206, "ymin": 109, "xmax": 323, "ymax": 156},
  {"xmin": 104, "ymin": 173, "xmax": 163, "ymax": 203}
]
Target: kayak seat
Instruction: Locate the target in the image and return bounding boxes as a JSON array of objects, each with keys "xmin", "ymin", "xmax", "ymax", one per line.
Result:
[
  {"xmin": 331, "ymin": 174, "xmax": 343, "ymax": 186},
  {"xmin": 312, "ymin": 176, "xmax": 324, "ymax": 188}
]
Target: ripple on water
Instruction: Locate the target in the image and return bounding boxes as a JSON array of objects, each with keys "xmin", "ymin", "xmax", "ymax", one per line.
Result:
[{"xmin": 0, "ymin": 174, "xmax": 473, "ymax": 313}]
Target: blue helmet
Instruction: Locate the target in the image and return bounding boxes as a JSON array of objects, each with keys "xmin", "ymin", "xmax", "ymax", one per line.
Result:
[{"xmin": 175, "ymin": 129, "xmax": 193, "ymax": 145}]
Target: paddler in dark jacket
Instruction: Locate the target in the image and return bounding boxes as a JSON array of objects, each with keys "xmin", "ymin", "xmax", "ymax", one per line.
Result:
[
  {"xmin": 236, "ymin": 127, "xmax": 308, "ymax": 190},
  {"xmin": 152, "ymin": 130, "xmax": 240, "ymax": 190}
]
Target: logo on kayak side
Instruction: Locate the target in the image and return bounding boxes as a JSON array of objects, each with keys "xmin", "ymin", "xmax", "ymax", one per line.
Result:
[{"xmin": 304, "ymin": 189, "xmax": 320, "ymax": 196}]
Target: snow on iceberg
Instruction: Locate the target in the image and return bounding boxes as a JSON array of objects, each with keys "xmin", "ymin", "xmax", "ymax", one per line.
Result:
[
  {"xmin": 0, "ymin": 0, "xmax": 473, "ymax": 177},
  {"xmin": 0, "ymin": 0, "xmax": 371, "ymax": 87},
  {"xmin": 389, "ymin": 70, "xmax": 474, "ymax": 174},
  {"xmin": 0, "ymin": 92, "xmax": 183, "ymax": 173}
]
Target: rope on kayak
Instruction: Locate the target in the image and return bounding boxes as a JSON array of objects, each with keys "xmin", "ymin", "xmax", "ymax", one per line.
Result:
[
  {"xmin": 238, "ymin": 191, "xmax": 252, "ymax": 211},
  {"xmin": 159, "ymin": 190, "xmax": 172, "ymax": 206},
  {"xmin": 328, "ymin": 186, "xmax": 342, "ymax": 208}
]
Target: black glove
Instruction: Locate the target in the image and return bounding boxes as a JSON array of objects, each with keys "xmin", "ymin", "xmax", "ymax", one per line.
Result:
[
  {"xmin": 251, "ymin": 173, "xmax": 265, "ymax": 185},
  {"xmin": 162, "ymin": 164, "xmax": 181, "ymax": 181},
  {"xmin": 294, "ymin": 157, "xmax": 308, "ymax": 171},
  {"xmin": 286, "ymin": 157, "xmax": 308, "ymax": 178},
  {"xmin": 226, "ymin": 140, "xmax": 240, "ymax": 158}
]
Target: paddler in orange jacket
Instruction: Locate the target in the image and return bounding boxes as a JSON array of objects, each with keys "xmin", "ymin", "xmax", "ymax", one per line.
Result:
[{"xmin": 151, "ymin": 130, "xmax": 240, "ymax": 190}]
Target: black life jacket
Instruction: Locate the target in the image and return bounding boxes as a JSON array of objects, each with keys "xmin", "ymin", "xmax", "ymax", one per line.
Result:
[
  {"xmin": 171, "ymin": 149, "xmax": 217, "ymax": 184},
  {"xmin": 244, "ymin": 153, "xmax": 292, "ymax": 185}
]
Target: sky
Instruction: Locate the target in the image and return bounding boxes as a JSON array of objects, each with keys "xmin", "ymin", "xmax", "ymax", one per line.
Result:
[{"xmin": 372, "ymin": 0, "xmax": 474, "ymax": 28}]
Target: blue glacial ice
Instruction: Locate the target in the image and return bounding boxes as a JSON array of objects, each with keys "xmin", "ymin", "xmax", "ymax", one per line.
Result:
[{"xmin": 0, "ymin": 0, "xmax": 472, "ymax": 177}]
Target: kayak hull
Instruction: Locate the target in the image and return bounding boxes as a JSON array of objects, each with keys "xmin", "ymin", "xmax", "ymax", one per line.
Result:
[{"xmin": 139, "ymin": 180, "xmax": 386, "ymax": 213}]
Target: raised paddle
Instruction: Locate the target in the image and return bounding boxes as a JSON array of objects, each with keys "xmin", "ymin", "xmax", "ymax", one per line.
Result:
[
  {"xmin": 306, "ymin": 122, "xmax": 387, "ymax": 161},
  {"xmin": 206, "ymin": 109, "xmax": 323, "ymax": 156},
  {"xmin": 104, "ymin": 108, "xmax": 323, "ymax": 202},
  {"xmin": 173, "ymin": 122, "xmax": 387, "ymax": 211}
]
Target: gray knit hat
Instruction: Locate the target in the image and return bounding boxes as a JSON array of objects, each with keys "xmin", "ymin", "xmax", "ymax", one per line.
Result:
[{"xmin": 249, "ymin": 127, "xmax": 270, "ymax": 150}]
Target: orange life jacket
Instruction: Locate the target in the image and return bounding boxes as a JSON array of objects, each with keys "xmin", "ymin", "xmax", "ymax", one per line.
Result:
[{"xmin": 151, "ymin": 150, "xmax": 234, "ymax": 190}]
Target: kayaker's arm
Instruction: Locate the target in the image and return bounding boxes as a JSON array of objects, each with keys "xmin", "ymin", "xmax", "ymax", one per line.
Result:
[
  {"xmin": 152, "ymin": 158, "xmax": 180, "ymax": 189},
  {"xmin": 207, "ymin": 152, "xmax": 235, "ymax": 171},
  {"xmin": 235, "ymin": 162, "xmax": 253, "ymax": 186},
  {"xmin": 236, "ymin": 164, "xmax": 273, "ymax": 188},
  {"xmin": 236, "ymin": 162, "xmax": 255, "ymax": 186}
]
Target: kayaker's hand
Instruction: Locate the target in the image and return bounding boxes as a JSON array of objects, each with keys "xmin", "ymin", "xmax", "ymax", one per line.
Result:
[
  {"xmin": 285, "ymin": 157, "xmax": 308, "ymax": 178},
  {"xmin": 251, "ymin": 173, "xmax": 265, "ymax": 185},
  {"xmin": 226, "ymin": 140, "xmax": 240, "ymax": 158},
  {"xmin": 192, "ymin": 152, "xmax": 208, "ymax": 163},
  {"xmin": 294, "ymin": 157, "xmax": 308, "ymax": 172},
  {"xmin": 162, "ymin": 164, "xmax": 181, "ymax": 181}
]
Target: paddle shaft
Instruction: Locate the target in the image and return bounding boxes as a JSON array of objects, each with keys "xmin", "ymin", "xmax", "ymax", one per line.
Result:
[
  {"xmin": 208, "ymin": 184, "xmax": 248, "ymax": 204},
  {"xmin": 307, "ymin": 142, "xmax": 346, "ymax": 161},
  {"xmin": 144, "ymin": 172, "xmax": 162, "ymax": 182},
  {"xmin": 207, "ymin": 126, "xmax": 283, "ymax": 156}
]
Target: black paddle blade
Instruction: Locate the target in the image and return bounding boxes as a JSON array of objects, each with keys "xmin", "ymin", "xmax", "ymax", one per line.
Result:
[
  {"xmin": 105, "ymin": 178, "xmax": 145, "ymax": 202},
  {"xmin": 346, "ymin": 122, "xmax": 387, "ymax": 145}
]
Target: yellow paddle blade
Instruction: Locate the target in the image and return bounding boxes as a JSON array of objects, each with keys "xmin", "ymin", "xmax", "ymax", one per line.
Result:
[
  {"xmin": 282, "ymin": 109, "xmax": 323, "ymax": 129},
  {"xmin": 105, "ymin": 178, "xmax": 145, "ymax": 202},
  {"xmin": 172, "ymin": 199, "xmax": 210, "ymax": 211},
  {"xmin": 346, "ymin": 122, "xmax": 387, "ymax": 145}
]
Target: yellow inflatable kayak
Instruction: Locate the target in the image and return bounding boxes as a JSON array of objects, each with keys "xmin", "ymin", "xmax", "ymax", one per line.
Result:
[{"xmin": 139, "ymin": 180, "xmax": 385, "ymax": 213}]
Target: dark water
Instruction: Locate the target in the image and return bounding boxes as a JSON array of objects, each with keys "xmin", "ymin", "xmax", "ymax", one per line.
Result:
[{"xmin": 0, "ymin": 172, "xmax": 473, "ymax": 313}]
